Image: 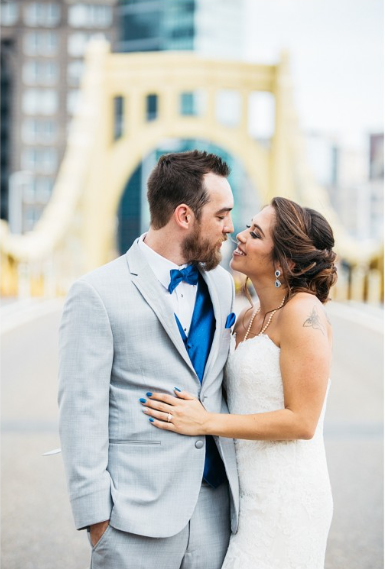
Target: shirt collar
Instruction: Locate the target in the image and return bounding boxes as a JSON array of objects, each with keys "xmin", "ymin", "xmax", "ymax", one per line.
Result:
[{"xmin": 138, "ymin": 233, "xmax": 187, "ymax": 290}]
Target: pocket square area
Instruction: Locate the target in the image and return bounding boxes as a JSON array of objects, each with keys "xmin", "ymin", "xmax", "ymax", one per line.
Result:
[{"xmin": 225, "ymin": 312, "xmax": 236, "ymax": 329}]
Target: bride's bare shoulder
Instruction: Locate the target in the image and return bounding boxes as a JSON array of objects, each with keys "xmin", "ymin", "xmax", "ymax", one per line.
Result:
[{"xmin": 280, "ymin": 293, "xmax": 331, "ymax": 341}]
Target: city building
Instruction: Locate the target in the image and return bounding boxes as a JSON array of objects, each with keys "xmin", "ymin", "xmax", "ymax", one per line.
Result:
[
  {"xmin": 305, "ymin": 131, "xmax": 384, "ymax": 243},
  {"xmin": 0, "ymin": 0, "xmax": 118, "ymax": 232},
  {"xmin": 116, "ymin": 0, "xmax": 244, "ymax": 59}
]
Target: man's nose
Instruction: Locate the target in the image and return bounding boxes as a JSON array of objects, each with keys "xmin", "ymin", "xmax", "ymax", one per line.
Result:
[{"xmin": 224, "ymin": 216, "xmax": 234, "ymax": 234}]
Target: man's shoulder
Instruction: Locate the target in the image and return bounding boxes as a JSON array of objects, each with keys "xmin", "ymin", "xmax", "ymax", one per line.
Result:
[
  {"xmin": 206, "ymin": 265, "xmax": 234, "ymax": 301},
  {"xmin": 208, "ymin": 264, "xmax": 233, "ymax": 284},
  {"xmin": 72, "ymin": 254, "xmax": 130, "ymax": 293}
]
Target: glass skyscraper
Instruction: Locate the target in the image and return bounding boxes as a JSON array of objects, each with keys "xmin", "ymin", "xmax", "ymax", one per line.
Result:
[
  {"xmin": 115, "ymin": 0, "xmax": 258, "ymax": 254},
  {"xmin": 116, "ymin": 0, "xmax": 244, "ymax": 58}
]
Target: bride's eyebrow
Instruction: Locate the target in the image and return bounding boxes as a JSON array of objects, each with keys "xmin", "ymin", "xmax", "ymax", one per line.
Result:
[{"xmin": 250, "ymin": 221, "xmax": 265, "ymax": 237}]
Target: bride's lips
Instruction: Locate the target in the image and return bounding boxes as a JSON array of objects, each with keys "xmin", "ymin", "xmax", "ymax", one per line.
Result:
[{"xmin": 233, "ymin": 245, "xmax": 246, "ymax": 257}]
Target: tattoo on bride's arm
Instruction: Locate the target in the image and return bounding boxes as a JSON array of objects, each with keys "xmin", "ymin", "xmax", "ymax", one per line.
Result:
[{"xmin": 302, "ymin": 306, "xmax": 325, "ymax": 335}]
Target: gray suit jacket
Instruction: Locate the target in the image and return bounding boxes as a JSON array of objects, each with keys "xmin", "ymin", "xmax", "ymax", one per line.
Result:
[{"xmin": 58, "ymin": 238, "xmax": 239, "ymax": 538}]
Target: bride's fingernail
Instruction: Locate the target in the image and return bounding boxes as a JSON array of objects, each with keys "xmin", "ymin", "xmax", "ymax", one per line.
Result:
[
  {"xmin": 146, "ymin": 392, "xmax": 153, "ymax": 397},
  {"xmin": 174, "ymin": 387, "xmax": 181, "ymax": 392},
  {"xmin": 149, "ymin": 418, "xmax": 154, "ymax": 423}
]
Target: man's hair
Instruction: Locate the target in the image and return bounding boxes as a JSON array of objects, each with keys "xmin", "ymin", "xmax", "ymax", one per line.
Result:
[{"xmin": 147, "ymin": 150, "xmax": 230, "ymax": 229}]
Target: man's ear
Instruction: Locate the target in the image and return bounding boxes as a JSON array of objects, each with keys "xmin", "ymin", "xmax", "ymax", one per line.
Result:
[{"xmin": 174, "ymin": 204, "xmax": 193, "ymax": 229}]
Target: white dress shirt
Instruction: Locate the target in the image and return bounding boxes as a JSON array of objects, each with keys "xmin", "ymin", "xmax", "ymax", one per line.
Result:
[{"xmin": 138, "ymin": 234, "xmax": 198, "ymax": 336}]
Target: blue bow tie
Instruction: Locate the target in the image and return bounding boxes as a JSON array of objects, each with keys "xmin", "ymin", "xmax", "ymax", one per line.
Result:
[{"xmin": 168, "ymin": 264, "xmax": 200, "ymax": 294}]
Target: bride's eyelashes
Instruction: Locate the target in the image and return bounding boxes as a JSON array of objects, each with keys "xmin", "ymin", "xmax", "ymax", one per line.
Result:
[{"xmin": 246, "ymin": 224, "xmax": 261, "ymax": 239}]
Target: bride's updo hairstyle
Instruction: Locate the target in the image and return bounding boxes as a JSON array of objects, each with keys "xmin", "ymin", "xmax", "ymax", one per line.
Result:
[{"xmin": 270, "ymin": 197, "xmax": 337, "ymax": 303}]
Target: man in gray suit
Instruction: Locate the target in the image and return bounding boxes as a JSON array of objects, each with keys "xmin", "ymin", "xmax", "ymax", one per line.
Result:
[{"xmin": 58, "ymin": 150, "xmax": 239, "ymax": 568}]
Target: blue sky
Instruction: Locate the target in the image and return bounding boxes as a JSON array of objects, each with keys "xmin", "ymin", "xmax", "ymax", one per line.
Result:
[{"xmin": 244, "ymin": 0, "xmax": 383, "ymax": 149}]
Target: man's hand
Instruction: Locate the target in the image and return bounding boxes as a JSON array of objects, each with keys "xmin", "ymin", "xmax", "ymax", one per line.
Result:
[{"xmin": 90, "ymin": 520, "xmax": 110, "ymax": 547}]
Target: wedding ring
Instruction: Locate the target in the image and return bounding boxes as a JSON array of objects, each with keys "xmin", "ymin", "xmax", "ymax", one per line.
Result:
[{"xmin": 167, "ymin": 413, "xmax": 172, "ymax": 423}]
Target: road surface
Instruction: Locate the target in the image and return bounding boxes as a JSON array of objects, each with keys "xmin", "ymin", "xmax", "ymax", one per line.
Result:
[{"xmin": 1, "ymin": 298, "xmax": 383, "ymax": 568}]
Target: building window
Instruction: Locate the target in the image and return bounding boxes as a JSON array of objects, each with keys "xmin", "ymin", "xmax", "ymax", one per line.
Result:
[
  {"xmin": 113, "ymin": 96, "xmax": 124, "ymax": 140},
  {"xmin": 0, "ymin": 1, "xmax": 19, "ymax": 26},
  {"xmin": 22, "ymin": 89, "xmax": 58, "ymax": 115},
  {"xmin": 22, "ymin": 148, "xmax": 57, "ymax": 174},
  {"xmin": 67, "ymin": 32, "xmax": 106, "ymax": 56},
  {"xmin": 67, "ymin": 90, "xmax": 81, "ymax": 115},
  {"xmin": 35, "ymin": 177, "xmax": 54, "ymax": 202},
  {"xmin": 67, "ymin": 60, "xmax": 85, "ymax": 86},
  {"xmin": 146, "ymin": 94, "xmax": 158, "ymax": 122},
  {"xmin": 179, "ymin": 90, "xmax": 206, "ymax": 117},
  {"xmin": 22, "ymin": 119, "xmax": 57, "ymax": 144},
  {"xmin": 170, "ymin": 27, "xmax": 194, "ymax": 39},
  {"xmin": 23, "ymin": 31, "xmax": 58, "ymax": 56},
  {"xmin": 24, "ymin": 207, "xmax": 41, "ymax": 231},
  {"xmin": 24, "ymin": 3, "xmax": 61, "ymax": 27},
  {"xmin": 22, "ymin": 149, "xmax": 38, "ymax": 170},
  {"xmin": 180, "ymin": 92, "xmax": 195, "ymax": 116},
  {"xmin": 68, "ymin": 4, "xmax": 112, "ymax": 28},
  {"xmin": 215, "ymin": 90, "xmax": 241, "ymax": 128},
  {"xmin": 23, "ymin": 61, "xmax": 59, "ymax": 86},
  {"xmin": 120, "ymin": 0, "xmax": 143, "ymax": 5},
  {"xmin": 248, "ymin": 91, "xmax": 275, "ymax": 141},
  {"xmin": 23, "ymin": 182, "xmax": 37, "ymax": 204}
]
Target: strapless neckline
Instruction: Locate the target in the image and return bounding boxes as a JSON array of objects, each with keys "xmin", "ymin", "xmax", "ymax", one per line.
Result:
[{"xmin": 234, "ymin": 333, "xmax": 280, "ymax": 352}]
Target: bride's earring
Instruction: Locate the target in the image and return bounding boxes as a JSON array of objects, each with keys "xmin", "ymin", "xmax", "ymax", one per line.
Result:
[{"xmin": 274, "ymin": 269, "xmax": 282, "ymax": 288}]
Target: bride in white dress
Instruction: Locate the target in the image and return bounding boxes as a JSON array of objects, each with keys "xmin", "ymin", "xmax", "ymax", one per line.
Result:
[{"xmin": 145, "ymin": 197, "xmax": 337, "ymax": 569}]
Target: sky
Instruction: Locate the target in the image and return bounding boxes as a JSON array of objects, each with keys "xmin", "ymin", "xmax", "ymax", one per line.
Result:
[{"xmin": 243, "ymin": 0, "xmax": 383, "ymax": 149}]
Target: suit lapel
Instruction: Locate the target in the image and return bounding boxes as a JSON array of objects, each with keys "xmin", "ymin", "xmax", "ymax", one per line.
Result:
[{"xmin": 126, "ymin": 242, "xmax": 197, "ymax": 375}]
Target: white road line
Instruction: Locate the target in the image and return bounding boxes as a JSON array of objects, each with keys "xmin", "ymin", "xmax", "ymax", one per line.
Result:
[{"xmin": 0, "ymin": 298, "xmax": 64, "ymax": 335}]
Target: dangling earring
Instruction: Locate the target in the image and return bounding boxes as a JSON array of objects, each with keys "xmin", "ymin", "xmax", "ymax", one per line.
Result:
[{"xmin": 274, "ymin": 269, "xmax": 282, "ymax": 288}]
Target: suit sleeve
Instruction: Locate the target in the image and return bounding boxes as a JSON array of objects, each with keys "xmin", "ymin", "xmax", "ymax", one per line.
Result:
[{"xmin": 58, "ymin": 279, "xmax": 113, "ymax": 530}]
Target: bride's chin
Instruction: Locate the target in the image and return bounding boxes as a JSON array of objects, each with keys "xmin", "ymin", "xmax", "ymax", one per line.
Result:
[{"xmin": 230, "ymin": 256, "xmax": 245, "ymax": 270}]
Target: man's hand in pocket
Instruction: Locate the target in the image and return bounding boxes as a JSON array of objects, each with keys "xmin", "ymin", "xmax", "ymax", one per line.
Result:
[{"xmin": 90, "ymin": 520, "xmax": 110, "ymax": 547}]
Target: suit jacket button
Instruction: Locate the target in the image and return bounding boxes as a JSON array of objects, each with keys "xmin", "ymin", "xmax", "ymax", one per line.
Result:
[{"xmin": 195, "ymin": 440, "xmax": 204, "ymax": 449}]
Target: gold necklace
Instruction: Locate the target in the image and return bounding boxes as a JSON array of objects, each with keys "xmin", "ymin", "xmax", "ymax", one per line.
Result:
[{"xmin": 243, "ymin": 295, "xmax": 286, "ymax": 341}]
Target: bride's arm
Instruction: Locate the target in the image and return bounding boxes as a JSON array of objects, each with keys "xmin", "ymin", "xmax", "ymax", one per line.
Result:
[{"xmin": 142, "ymin": 296, "xmax": 332, "ymax": 441}]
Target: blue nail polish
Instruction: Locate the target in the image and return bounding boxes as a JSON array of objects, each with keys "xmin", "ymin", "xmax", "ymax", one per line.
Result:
[
  {"xmin": 149, "ymin": 418, "xmax": 154, "ymax": 423},
  {"xmin": 139, "ymin": 398, "xmax": 146, "ymax": 403},
  {"xmin": 174, "ymin": 387, "xmax": 181, "ymax": 392},
  {"xmin": 146, "ymin": 392, "xmax": 153, "ymax": 397}
]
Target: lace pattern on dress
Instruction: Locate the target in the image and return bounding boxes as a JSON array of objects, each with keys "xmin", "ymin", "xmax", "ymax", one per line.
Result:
[{"xmin": 222, "ymin": 334, "xmax": 333, "ymax": 569}]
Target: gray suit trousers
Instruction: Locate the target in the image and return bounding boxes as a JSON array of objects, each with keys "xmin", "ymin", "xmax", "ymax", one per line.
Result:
[{"xmin": 88, "ymin": 482, "xmax": 230, "ymax": 569}]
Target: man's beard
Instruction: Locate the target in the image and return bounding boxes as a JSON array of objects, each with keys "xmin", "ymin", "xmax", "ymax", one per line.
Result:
[{"xmin": 182, "ymin": 223, "xmax": 225, "ymax": 271}]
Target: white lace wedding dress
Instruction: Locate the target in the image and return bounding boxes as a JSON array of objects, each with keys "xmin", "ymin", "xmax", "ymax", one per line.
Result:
[{"xmin": 222, "ymin": 334, "xmax": 333, "ymax": 569}]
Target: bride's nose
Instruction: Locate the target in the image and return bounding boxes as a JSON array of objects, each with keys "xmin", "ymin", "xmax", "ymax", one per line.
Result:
[{"xmin": 236, "ymin": 230, "xmax": 247, "ymax": 243}]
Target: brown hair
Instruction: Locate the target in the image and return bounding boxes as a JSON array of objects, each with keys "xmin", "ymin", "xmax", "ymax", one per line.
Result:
[
  {"xmin": 270, "ymin": 197, "xmax": 337, "ymax": 303},
  {"xmin": 147, "ymin": 150, "xmax": 230, "ymax": 229}
]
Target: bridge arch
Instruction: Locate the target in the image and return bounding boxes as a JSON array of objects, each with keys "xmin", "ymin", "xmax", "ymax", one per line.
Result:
[{"xmin": 0, "ymin": 41, "xmax": 382, "ymax": 298}]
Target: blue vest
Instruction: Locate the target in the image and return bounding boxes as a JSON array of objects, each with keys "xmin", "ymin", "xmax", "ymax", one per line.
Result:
[{"xmin": 174, "ymin": 275, "xmax": 227, "ymax": 488}]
